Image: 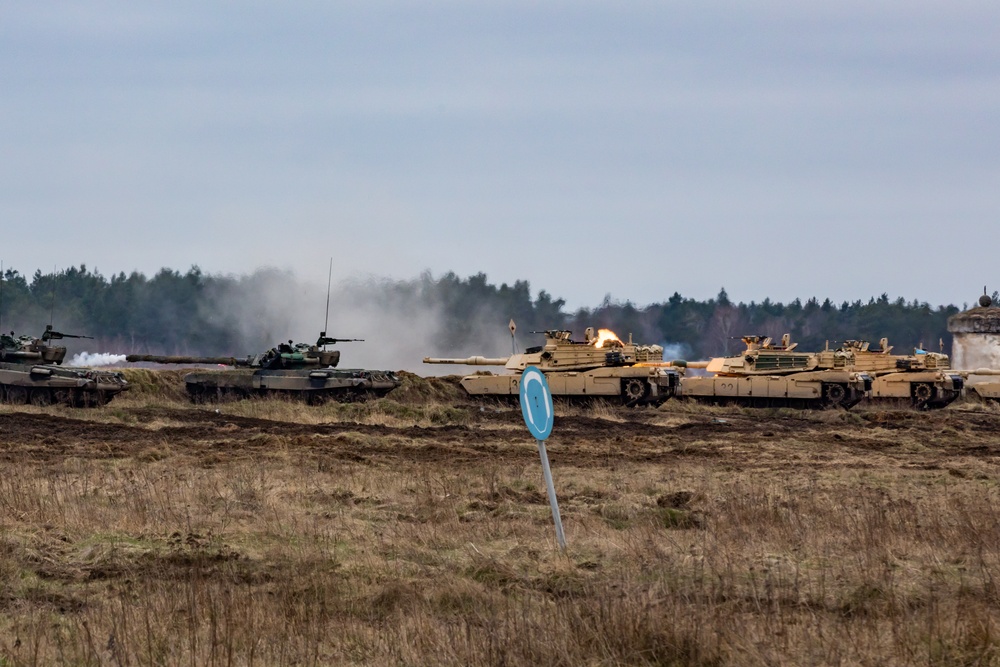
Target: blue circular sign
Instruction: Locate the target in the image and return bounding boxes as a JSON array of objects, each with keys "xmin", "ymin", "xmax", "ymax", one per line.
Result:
[{"xmin": 519, "ymin": 366, "xmax": 554, "ymax": 440}]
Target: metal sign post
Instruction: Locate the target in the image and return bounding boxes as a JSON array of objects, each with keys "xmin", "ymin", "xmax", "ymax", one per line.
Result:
[{"xmin": 519, "ymin": 366, "xmax": 566, "ymax": 551}]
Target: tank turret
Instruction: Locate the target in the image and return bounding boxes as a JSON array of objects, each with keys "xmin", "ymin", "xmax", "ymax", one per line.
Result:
[
  {"xmin": 126, "ymin": 333, "xmax": 399, "ymax": 404},
  {"xmin": 700, "ymin": 334, "xmax": 855, "ymax": 376},
  {"xmin": 424, "ymin": 327, "xmax": 679, "ymax": 406}
]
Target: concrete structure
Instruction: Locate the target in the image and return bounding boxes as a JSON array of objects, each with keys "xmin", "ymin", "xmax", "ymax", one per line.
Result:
[{"xmin": 948, "ymin": 293, "xmax": 1000, "ymax": 370}]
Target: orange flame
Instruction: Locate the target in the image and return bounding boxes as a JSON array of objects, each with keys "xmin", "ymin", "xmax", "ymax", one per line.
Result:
[{"xmin": 593, "ymin": 328, "xmax": 623, "ymax": 348}]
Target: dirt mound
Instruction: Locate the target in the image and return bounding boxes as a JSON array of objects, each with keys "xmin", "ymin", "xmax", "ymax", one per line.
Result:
[
  {"xmin": 119, "ymin": 368, "xmax": 189, "ymax": 401},
  {"xmin": 388, "ymin": 371, "xmax": 468, "ymax": 404}
]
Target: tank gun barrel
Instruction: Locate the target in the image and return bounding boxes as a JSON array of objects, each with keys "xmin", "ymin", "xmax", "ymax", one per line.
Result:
[
  {"xmin": 423, "ymin": 356, "xmax": 509, "ymax": 366},
  {"xmin": 0, "ymin": 350, "xmax": 43, "ymax": 360},
  {"xmin": 648, "ymin": 359, "xmax": 710, "ymax": 369},
  {"xmin": 126, "ymin": 354, "xmax": 250, "ymax": 367},
  {"xmin": 958, "ymin": 368, "xmax": 1000, "ymax": 376}
]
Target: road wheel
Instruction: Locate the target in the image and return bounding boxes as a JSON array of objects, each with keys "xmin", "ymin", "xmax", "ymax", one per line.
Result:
[
  {"xmin": 29, "ymin": 389, "xmax": 52, "ymax": 407},
  {"xmin": 912, "ymin": 383, "xmax": 934, "ymax": 406},
  {"xmin": 52, "ymin": 390, "xmax": 74, "ymax": 405},
  {"xmin": 6, "ymin": 386, "xmax": 29, "ymax": 404},
  {"xmin": 823, "ymin": 383, "xmax": 847, "ymax": 407},
  {"xmin": 622, "ymin": 378, "xmax": 649, "ymax": 406}
]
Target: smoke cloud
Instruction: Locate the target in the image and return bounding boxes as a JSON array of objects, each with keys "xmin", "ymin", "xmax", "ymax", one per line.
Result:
[
  {"xmin": 69, "ymin": 352, "xmax": 127, "ymax": 367},
  {"xmin": 196, "ymin": 269, "xmax": 517, "ymax": 373},
  {"xmin": 660, "ymin": 342, "xmax": 692, "ymax": 362}
]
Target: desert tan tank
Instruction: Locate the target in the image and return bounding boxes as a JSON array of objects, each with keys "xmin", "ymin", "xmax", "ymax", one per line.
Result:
[
  {"xmin": 674, "ymin": 334, "xmax": 872, "ymax": 408},
  {"xmin": 826, "ymin": 339, "xmax": 963, "ymax": 409},
  {"xmin": 423, "ymin": 328, "xmax": 679, "ymax": 406},
  {"xmin": 960, "ymin": 371, "xmax": 1000, "ymax": 402}
]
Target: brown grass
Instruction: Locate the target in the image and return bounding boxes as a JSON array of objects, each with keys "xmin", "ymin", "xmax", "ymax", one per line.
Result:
[{"xmin": 2, "ymin": 382, "xmax": 1000, "ymax": 665}]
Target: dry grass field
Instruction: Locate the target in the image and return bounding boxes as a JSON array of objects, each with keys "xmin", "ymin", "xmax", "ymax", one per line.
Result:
[{"xmin": 3, "ymin": 372, "xmax": 1000, "ymax": 665}]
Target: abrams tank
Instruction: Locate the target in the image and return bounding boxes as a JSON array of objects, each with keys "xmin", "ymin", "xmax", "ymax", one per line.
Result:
[
  {"xmin": 0, "ymin": 326, "xmax": 130, "ymax": 406},
  {"xmin": 676, "ymin": 334, "xmax": 872, "ymax": 409},
  {"xmin": 423, "ymin": 327, "xmax": 680, "ymax": 406},
  {"xmin": 960, "ymin": 371, "xmax": 1000, "ymax": 403},
  {"xmin": 829, "ymin": 339, "xmax": 963, "ymax": 409},
  {"xmin": 126, "ymin": 333, "xmax": 400, "ymax": 404}
]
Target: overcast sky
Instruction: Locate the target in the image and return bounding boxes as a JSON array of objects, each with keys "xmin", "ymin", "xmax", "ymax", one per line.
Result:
[{"xmin": 2, "ymin": 1, "xmax": 998, "ymax": 310}]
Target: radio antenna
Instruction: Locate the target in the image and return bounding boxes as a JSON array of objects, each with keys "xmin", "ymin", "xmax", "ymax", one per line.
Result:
[
  {"xmin": 49, "ymin": 266, "xmax": 57, "ymax": 329},
  {"xmin": 323, "ymin": 257, "xmax": 333, "ymax": 339},
  {"xmin": 0, "ymin": 260, "xmax": 4, "ymax": 332}
]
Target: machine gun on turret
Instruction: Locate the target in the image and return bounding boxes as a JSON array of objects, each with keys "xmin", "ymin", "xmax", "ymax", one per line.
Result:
[
  {"xmin": 41, "ymin": 324, "xmax": 94, "ymax": 343},
  {"xmin": 316, "ymin": 332, "xmax": 364, "ymax": 348}
]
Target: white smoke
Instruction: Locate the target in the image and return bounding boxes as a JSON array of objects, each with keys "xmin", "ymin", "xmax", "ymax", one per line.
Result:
[
  {"xmin": 69, "ymin": 352, "xmax": 127, "ymax": 367},
  {"xmin": 197, "ymin": 268, "xmax": 513, "ymax": 373},
  {"xmin": 660, "ymin": 342, "xmax": 692, "ymax": 362}
]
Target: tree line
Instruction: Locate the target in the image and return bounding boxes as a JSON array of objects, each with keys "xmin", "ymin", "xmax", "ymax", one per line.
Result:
[{"xmin": 0, "ymin": 265, "xmax": 966, "ymax": 361}]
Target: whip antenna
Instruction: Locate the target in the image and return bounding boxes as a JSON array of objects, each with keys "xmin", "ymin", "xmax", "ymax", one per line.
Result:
[
  {"xmin": 0, "ymin": 260, "xmax": 4, "ymax": 332},
  {"xmin": 49, "ymin": 266, "xmax": 57, "ymax": 328},
  {"xmin": 322, "ymin": 258, "xmax": 333, "ymax": 347}
]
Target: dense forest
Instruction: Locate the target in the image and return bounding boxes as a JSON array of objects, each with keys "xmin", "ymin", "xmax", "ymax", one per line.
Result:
[{"xmin": 0, "ymin": 264, "xmax": 972, "ymax": 366}]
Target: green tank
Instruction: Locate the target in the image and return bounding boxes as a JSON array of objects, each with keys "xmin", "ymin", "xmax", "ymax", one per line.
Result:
[
  {"xmin": 0, "ymin": 325, "xmax": 130, "ymax": 406},
  {"xmin": 126, "ymin": 332, "xmax": 400, "ymax": 404}
]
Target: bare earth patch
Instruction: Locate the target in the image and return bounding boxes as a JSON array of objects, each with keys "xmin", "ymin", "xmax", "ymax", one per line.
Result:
[{"xmin": 2, "ymin": 393, "xmax": 1000, "ymax": 665}]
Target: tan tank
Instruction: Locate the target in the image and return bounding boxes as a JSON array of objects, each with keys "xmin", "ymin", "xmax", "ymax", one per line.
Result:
[
  {"xmin": 826, "ymin": 339, "xmax": 963, "ymax": 409},
  {"xmin": 423, "ymin": 327, "xmax": 679, "ymax": 406},
  {"xmin": 675, "ymin": 334, "xmax": 872, "ymax": 408},
  {"xmin": 960, "ymin": 371, "xmax": 1000, "ymax": 402}
]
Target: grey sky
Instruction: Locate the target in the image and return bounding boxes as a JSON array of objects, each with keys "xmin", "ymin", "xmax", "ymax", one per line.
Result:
[{"xmin": 2, "ymin": 1, "xmax": 998, "ymax": 310}]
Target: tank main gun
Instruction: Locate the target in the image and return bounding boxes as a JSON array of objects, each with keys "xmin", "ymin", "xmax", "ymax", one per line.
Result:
[
  {"xmin": 954, "ymin": 368, "xmax": 1000, "ymax": 377},
  {"xmin": 423, "ymin": 356, "xmax": 510, "ymax": 366},
  {"xmin": 126, "ymin": 354, "xmax": 252, "ymax": 367},
  {"xmin": 650, "ymin": 360, "xmax": 709, "ymax": 369}
]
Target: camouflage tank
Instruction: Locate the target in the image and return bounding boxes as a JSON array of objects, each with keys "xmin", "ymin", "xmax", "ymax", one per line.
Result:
[
  {"xmin": 0, "ymin": 326, "xmax": 130, "ymax": 406},
  {"xmin": 827, "ymin": 339, "xmax": 964, "ymax": 409},
  {"xmin": 423, "ymin": 327, "xmax": 680, "ymax": 406},
  {"xmin": 675, "ymin": 334, "xmax": 872, "ymax": 408},
  {"xmin": 126, "ymin": 333, "xmax": 400, "ymax": 404}
]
